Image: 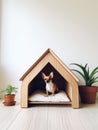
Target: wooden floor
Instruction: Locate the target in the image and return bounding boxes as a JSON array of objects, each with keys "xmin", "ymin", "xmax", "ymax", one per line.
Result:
[{"xmin": 0, "ymin": 97, "xmax": 98, "ymax": 130}]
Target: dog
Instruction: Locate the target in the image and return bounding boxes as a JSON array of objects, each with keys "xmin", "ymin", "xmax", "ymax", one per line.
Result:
[{"xmin": 41, "ymin": 72, "xmax": 58, "ymax": 96}]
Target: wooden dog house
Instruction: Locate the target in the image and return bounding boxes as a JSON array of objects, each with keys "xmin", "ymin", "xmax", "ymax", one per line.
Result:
[{"xmin": 20, "ymin": 48, "xmax": 79, "ymax": 108}]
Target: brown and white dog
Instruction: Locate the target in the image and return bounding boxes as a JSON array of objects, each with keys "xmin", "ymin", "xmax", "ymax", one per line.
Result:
[{"xmin": 41, "ymin": 72, "xmax": 58, "ymax": 96}]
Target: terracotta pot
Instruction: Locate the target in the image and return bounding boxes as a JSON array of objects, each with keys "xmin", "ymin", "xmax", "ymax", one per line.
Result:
[
  {"xmin": 96, "ymin": 87, "xmax": 98, "ymax": 92},
  {"xmin": 3, "ymin": 94, "xmax": 16, "ymax": 106},
  {"xmin": 79, "ymin": 86, "xmax": 97, "ymax": 104}
]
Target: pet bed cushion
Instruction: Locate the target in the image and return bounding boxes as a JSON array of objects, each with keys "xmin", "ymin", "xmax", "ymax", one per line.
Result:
[{"xmin": 28, "ymin": 90, "xmax": 70, "ymax": 102}]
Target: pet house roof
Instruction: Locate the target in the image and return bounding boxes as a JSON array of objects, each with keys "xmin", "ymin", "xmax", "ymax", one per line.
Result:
[{"xmin": 20, "ymin": 48, "xmax": 79, "ymax": 83}]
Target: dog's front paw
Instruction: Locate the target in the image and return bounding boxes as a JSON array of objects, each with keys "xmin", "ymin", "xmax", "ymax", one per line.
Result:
[
  {"xmin": 45, "ymin": 94, "xmax": 48, "ymax": 97},
  {"xmin": 52, "ymin": 93, "xmax": 55, "ymax": 96}
]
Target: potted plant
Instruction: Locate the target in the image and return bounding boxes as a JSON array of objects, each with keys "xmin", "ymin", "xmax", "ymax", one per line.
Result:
[
  {"xmin": 71, "ymin": 63, "xmax": 98, "ymax": 104},
  {"xmin": 0, "ymin": 85, "xmax": 18, "ymax": 106}
]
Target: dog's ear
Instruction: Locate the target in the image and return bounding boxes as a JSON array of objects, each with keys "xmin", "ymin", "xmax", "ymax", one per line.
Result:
[
  {"xmin": 49, "ymin": 72, "xmax": 53, "ymax": 78},
  {"xmin": 41, "ymin": 72, "xmax": 46, "ymax": 78}
]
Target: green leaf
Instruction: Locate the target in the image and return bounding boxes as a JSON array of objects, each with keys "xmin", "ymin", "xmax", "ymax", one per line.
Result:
[
  {"xmin": 70, "ymin": 63, "xmax": 98, "ymax": 86},
  {"xmin": 0, "ymin": 85, "xmax": 18, "ymax": 95}
]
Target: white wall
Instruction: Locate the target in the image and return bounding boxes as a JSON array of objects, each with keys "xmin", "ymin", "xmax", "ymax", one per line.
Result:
[{"xmin": 0, "ymin": 0, "xmax": 98, "ymax": 97}]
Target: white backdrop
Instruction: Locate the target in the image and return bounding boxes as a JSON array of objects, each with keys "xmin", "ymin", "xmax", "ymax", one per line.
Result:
[{"xmin": 0, "ymin": 0, "xmax": 98, "ymax": 98}]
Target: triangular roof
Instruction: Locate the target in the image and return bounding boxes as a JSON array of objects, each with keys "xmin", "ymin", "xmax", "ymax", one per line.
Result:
[{"xmin": 20, "ymin": 48, "xmax": 79, "ymax": 83}]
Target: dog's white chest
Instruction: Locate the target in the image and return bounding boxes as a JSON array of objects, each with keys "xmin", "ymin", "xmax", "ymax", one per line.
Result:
[{"xmin": 46, "ymin": 82, "xmax": 53, "ymax": 93}]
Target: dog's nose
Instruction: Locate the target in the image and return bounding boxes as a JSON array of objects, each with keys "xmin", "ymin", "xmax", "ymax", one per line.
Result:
[
  {"xmin": 47, "ymin": 80, "xmax": 49, "ymax": 83},
  {"xmin": 47, "ymin": 79, "xmax": 51, "ymax": 83}
]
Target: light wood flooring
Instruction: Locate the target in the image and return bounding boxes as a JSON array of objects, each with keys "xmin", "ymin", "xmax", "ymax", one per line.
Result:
[{"xmin": 0, "ymin": 97, "xmax": 98, "ymax": 130}]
